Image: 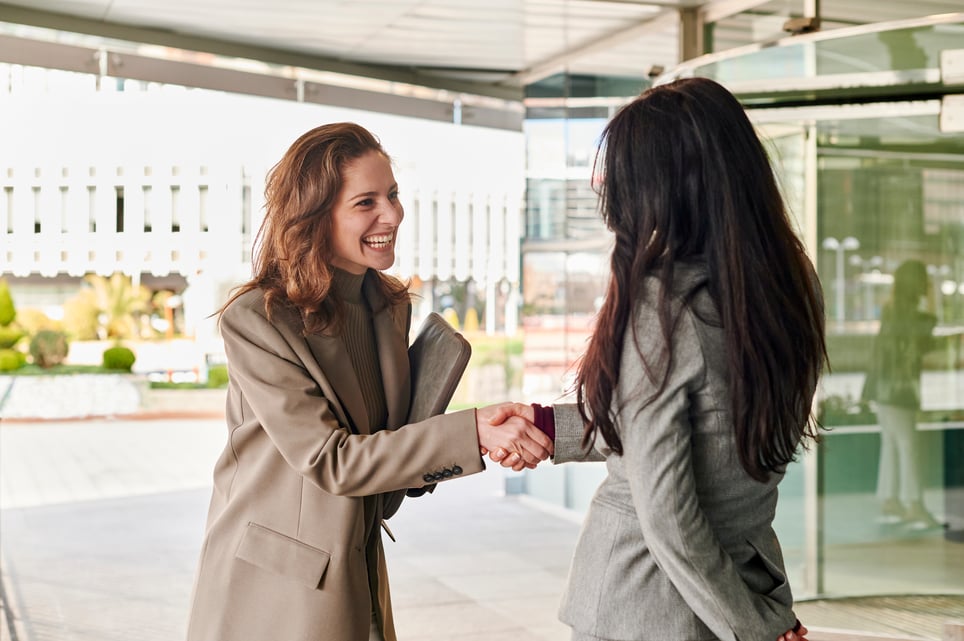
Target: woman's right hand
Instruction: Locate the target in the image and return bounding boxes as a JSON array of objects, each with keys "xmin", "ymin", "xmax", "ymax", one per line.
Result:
[{"xmin": 475, "ymin": 403, "xmax": 552, "ymax": 471}]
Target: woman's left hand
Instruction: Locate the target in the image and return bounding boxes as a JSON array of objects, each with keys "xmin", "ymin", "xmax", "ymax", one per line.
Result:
[{"xmin": 777, "ymin": 620, "xmax": 808, "ymax": 641}]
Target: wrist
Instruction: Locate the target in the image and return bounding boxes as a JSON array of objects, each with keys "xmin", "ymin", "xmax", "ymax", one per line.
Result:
[{"xmin": 531, "ymin": 403, "xmax": 556, "ymax": 442}]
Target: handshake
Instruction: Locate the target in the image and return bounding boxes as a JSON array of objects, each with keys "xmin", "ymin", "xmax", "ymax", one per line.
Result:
[{"xmin": 474, "ymin": 402, "xmax": 553, "ymax": 472}]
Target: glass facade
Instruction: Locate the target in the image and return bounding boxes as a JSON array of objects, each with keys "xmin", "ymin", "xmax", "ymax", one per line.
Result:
[
  {"xmin": 521, "ymin": 75, "xmax": 641, "ymax": 408},
  {"xmin": 521, "ymin": 16, "xmax": 964, "ymax": 603}
]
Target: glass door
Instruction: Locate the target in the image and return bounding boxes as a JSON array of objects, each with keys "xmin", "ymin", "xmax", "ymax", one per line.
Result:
[{"xmin": 755, "ymin": 99, "xmax": 964, "ymax": 598}]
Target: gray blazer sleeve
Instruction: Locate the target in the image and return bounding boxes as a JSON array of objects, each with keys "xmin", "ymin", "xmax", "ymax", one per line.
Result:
[
  {"xmin": 551, "ymin": 403, "xmax": 606, "ymax": 464},
  {"xmin": 618, "ymin": 307, "xmax": 793, "ymax": 641}
]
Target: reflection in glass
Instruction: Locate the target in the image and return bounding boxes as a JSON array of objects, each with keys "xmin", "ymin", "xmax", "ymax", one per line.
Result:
[{"xmin": 813, "ymin": 107, "xmax": 964, "ymax": 597}]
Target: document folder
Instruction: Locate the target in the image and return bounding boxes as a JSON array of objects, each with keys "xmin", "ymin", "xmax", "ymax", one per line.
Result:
[{"xmin": 406, "ymin": 312, "xmax": 472, "ymax": 423}]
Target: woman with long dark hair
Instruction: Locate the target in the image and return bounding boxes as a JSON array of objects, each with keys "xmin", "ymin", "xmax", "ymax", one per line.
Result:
[
  {"xmin": 490, "ymin": 77, "xmax": 825, "ymax": 640},
  {"xmin": 186, "ymin": 122, "xmax": 552, "ymax": 641}
]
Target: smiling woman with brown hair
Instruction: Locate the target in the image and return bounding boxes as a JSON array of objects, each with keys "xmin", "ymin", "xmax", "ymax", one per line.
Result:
[{"xmin": 185, "ymin": 122, "xmax": 552, "ymax": 641}]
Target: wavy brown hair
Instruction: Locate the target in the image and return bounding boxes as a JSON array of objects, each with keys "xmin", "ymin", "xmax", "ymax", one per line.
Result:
[
  {"xmin": 220, "ymin": 122, "xmax": 410, "ymax": 334},
  {"xmin": 577, "ymin": 78, "xmax": 826, "ymax": 482}
]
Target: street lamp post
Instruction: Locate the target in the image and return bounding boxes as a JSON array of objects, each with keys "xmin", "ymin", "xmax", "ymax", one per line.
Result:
[{"xmin": 822, "ymin": 236, "xmax": 860, "ymax": 326}]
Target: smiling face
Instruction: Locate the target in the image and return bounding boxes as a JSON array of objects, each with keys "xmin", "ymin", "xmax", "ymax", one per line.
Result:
[{"xmin": 329, "ymin": 150, "xmax": 404, "ymax": 274}]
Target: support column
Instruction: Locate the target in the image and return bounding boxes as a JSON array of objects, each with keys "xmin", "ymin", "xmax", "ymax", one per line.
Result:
[
  {"xmin": 679, "ymin": 8, "xmax": 704, "ymax": 62},
  {"xmin": 804, "ymin": 0, "xmax": 821, "ymax": 21}
]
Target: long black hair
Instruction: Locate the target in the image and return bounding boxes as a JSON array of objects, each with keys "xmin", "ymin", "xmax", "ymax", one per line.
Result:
[{"xmin": 576, "ymin": 77, "xmax": 826, "ymax": 482}]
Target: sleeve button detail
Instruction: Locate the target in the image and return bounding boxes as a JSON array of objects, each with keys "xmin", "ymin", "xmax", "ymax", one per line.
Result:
[
  {"xmin": 442, "ymin": 468, "xmax": 453, "ymax": 478},
  {"xmin": 452, "ymin": 465, "xmax": 463, "ymax": 475},
  {"xmin": 422, "ymin": 474, "xmax": 434, "ymax": 483}
]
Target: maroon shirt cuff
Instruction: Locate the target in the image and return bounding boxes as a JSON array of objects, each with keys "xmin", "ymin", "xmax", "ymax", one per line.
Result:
[{"xmin": 531, "ymin": 403, "xmax": 555, "ymax": 442}]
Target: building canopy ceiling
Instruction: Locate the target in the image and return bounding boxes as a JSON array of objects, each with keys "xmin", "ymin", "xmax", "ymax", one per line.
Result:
[{"xmin": 0, "ymin": 0, "xmax": 961, "ymax": 106}]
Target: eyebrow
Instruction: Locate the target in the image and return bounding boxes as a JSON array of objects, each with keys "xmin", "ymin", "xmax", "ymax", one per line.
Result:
[{"xmin": 348, "ymin": 183, "xmax": 398, "ymax": 201}]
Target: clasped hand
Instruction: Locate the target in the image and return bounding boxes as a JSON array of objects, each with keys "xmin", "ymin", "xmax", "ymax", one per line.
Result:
[{"xmin": 475, "ymin": 403, "xmax": 551, "ymax": 472}]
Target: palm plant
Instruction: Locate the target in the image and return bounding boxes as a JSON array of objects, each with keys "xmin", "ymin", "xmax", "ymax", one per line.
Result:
[{"xmin": 83, "ymin": 273, "xmax": 153, "ymax": 340}]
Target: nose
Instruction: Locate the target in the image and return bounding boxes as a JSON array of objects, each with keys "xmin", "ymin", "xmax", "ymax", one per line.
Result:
[{"xmin": 378, "ymin": 199, "xmax": 403, "ymax": 226}]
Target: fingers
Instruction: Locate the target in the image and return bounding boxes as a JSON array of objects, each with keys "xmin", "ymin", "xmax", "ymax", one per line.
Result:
[
  {"xmin": 776, "ymin": 623, "xmax": 808, "ymax": 641},
  {"xmin": 515, "ymin": 427, "xmax": 551, "ymax": 465},
  {"xmin": 501, "ymin": 415, "xmax": 553, "ymax": 461},
  {"xmin": 476, "ymin": 409, "xmax": 553, "ymax": 469},
  {"xmin": 486, "ymin": 449, "xmax": 536, "ymax": 472}
]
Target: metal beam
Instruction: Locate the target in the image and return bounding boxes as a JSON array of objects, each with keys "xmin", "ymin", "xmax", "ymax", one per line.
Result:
[
  {"xmin": 701, "ymin": 0, "xmax": 776, "ymax": 24},
  {"xmin": 510, "ymin": 9, "xmax": 677, "ymax": 86},
  {"xmin": 0, "ymin": 3, "xmax": 523, "ymax": 101},
  {"xmin": 506, "ymin": 0, "xmax": 778, "ymax": 87},
  {"xmin": 0, "ymin": 33, "xmax": 524, "ymax": 131}
]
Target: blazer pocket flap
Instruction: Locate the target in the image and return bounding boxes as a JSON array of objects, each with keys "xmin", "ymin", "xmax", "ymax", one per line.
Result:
[{"xmin": 236, "ymin": 522, "xmax": 331, "ymax": 589}]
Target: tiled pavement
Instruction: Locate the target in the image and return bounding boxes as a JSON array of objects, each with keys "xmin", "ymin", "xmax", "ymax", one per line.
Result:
[
  {"xmin": 0, "ymin": 418, "xmax": 578, "ymax": 641},
  {"xmin": 1, "ymin": 417, "xmax": 962, "ymax": 641}
]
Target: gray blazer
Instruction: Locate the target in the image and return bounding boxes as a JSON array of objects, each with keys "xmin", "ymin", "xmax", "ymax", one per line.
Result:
[{"xmin": 553, "ymin": 263, "xmax": 803, "ymax": 641}]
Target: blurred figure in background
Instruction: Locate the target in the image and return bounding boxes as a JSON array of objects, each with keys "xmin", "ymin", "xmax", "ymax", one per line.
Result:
[{"xmin": 862, "ymin": 259, "xmax": 940, "ymax": 528}]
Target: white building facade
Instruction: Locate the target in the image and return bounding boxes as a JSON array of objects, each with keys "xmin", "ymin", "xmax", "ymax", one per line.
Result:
[{"xmin": 0, "ymin": 64, "xmax": 526, "ymax": 367}]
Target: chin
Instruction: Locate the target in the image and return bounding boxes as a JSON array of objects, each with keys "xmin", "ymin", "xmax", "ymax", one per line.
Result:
[{"xmin": 369, "ymin": 256, "xmax": 395, "ymax": 272}]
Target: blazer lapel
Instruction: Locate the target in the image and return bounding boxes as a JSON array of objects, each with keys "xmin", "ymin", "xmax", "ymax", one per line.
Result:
[{"xmin": 304, "ymin": 331, "xmax": 371, "ymax": 434}]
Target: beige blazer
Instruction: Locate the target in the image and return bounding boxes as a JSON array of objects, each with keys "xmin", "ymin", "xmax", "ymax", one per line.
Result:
[
  {"xmin": 186, "ymin": 274, "xmax": 484, "ymax": 641},
  {"xmin": 553, "ymin": 263, "xmax": 805, "ymax": 641}
]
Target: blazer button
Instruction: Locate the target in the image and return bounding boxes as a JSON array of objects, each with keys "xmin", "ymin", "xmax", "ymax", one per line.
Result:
[
  {"xmin": 452, "ymin": 465, "xmax": 463, "ymax": 475},
  {"xmin": 442, "ymin": 468, "xmax": 453, "ymax": 478},
  {"xmin": 433, "ymin": 472, "xmax": 444, "ymax": 481},
  {"xmin": 423, "ymin": 474, "xmax": 434, "ymax": 483}
]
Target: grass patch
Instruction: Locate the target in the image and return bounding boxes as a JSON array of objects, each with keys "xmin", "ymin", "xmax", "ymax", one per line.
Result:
[
  {"xmin": 464, "ymin": 333, "xmax": 523, "ymax": 364},
  {"xmin": 149, "ymin": 380, "xmax": 226, "ymax": 390},
  {"xmin": 1, "ymin": 364, "xmax": 121, "ymax": 376}
]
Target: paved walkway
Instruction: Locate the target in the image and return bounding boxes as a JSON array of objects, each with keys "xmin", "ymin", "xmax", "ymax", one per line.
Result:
[
  {"xmin": 0, "ymin": 417, "xmax": 578, "ymax": 641},
  {"xmin": 1, "ymin": 417, "xmax": 962, "ymax": 641}
]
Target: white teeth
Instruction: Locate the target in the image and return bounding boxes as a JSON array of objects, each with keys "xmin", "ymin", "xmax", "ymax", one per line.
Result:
[{"xmin": 364, "ymin": 232, "xmax": 394, "ymax": 247}]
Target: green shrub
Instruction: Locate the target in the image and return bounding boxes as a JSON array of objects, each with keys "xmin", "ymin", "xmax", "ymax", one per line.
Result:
[
  {"xmin": 0, "ymin": 349, "xmax": 26, "ymax": 372},
  {"xmin": 29, "ymin": 330, "xmax": 70, "ymax": 368},
  {"xmin": 0, "ymin": 325, "xmax": 25, "ymax": 349},
  {"xmin": 102, "ymin": 345, "xmax": 136, "ymax": 372},
  {"xmin": 0, "ymin": 279, "xmax": 15, "ymax": 327},
  {"xmin": 206, "ymin": 364, "xmax": 229, "ymax": 388}
]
